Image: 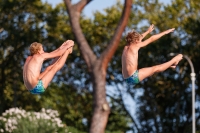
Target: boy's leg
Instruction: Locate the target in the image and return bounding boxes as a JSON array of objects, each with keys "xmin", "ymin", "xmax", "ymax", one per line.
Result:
[
  {"xmin": 138, "ymin": 54, "xmax": 182, "ymax": 82},
  {"xmin": 39, "ymin": 57, "xmax": 61, "ymax": 79},
  {"xmin": 41, "ymin": 47, "xmax": 73, "ymax": 88}
]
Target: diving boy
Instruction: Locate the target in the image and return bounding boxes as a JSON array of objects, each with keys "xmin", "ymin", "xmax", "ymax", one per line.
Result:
[
  {"xmin": 122, "ymin": 24, "xmax": 182, "ymax": 85},
  {"xmin": 23, "ymin": 40, "xmax": 74, "ymax": 94}
]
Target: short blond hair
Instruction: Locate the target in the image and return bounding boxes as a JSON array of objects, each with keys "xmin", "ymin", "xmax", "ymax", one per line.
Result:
[
  {"xmin": 125, "ymin": 30, "xmax": 142, "ymax": 44},
  {"xmin": 29, "ymin": 42, "xmax": 42, "ymax": 56}
]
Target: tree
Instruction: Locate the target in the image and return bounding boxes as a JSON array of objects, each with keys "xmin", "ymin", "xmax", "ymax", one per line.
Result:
[
  {"xmin": 0, "ymin": 1, "xmax": 132, "ymax": 132},
  {"xmin": 62, "ymin": 0, "xmax": 132, "ymax": 132}
]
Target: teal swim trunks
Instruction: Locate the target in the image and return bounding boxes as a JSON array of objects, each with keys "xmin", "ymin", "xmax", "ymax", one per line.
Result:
[
  {"xmin": 29, "ymin": 80, "xmax": 45, "ymax": 94},
  {"xmin": 124, "ymin": 70, "xmax": 140, "ymax": 85}
]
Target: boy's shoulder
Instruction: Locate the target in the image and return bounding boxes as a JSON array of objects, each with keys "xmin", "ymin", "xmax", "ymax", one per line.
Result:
[
  {"xmin": 129, "ymin": 43, "xmax": 140, "ymax": 50},
  {"xmin": 26, "ymin": 56, "xmax": 32, "ymax": 62},
  {"xmin": 27, "ymin": 56, "xmax": 32, "ymax": 59},
  {"xmin": 32, "ymin": 54, "xmax": 45, "ymax": 61}
]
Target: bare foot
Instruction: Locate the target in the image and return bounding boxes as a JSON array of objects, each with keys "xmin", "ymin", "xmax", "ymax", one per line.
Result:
[
  {"xmin": 60, "ymin": 40, "xmax": 74, "ymax": 49},
  {"xmin": 170, "ymin": 54, "xmax": 183, "ymax": 68}
]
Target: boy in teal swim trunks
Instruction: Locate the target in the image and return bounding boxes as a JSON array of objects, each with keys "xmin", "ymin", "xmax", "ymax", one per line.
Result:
[
  {"xmin": 122, "ymin": 24, "xmax": 183, "ymax": 85},
  {"xmin": 23, "ymin": 40, "xmax": 74, "ymax": 94}
]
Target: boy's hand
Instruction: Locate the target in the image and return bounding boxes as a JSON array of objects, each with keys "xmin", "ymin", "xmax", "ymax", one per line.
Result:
[
  {"xmin": 164, "ymin": 28, "xmax": 175, "ymax": 34},
  {"xmin": 148, "ymin": 24, "xmax": 154, "ymax": 33}
]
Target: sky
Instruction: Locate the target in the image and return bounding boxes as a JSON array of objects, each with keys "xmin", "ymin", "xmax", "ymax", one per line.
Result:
[
  {"xmin": 42, "ymin": 0, "xmax": 171, "ymax": 17},
  {"xmin": 42, "ymin": 0, "xmax": 124, "ymax": 17}
]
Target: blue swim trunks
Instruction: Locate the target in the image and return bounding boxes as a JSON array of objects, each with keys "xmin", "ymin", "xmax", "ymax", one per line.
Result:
[
  {"xmin": 124, "ymin": 70, "xmax": 140, "ymax": 85},
  {"xmin": 29, "ymin": 80, "xmax": 45, "ymax": 94}
]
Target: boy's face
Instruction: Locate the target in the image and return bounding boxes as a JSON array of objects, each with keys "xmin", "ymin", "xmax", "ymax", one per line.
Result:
[
  {"xmin": 136, "ymin": 35, "xmax": 143, "ymax": 43},
  {"xmin": 139, "ymin": 35, "xmax": 143, "ymax": 42},
  {"xmin": 38, "ymin": 45, "xmax": 44, "ymax": 54}
]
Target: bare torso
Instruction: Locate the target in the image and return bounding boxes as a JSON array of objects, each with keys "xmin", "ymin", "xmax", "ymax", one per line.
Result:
[
  {"xmin": 23, "ymin": 54, "xmax": 44, "ymax": 90},
  {"xmin": 122, "ymin": 44, "xmax": 139, "ymax": 78}
]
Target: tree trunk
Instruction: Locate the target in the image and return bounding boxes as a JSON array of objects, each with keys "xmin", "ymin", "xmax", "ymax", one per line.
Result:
[
  {"xmin": 90, "ymin": 61, "xmax": 110, "ymax": 133},
  {"xmin": 63, "ymin": 0, "xmax": 132, "ymax": 132}
]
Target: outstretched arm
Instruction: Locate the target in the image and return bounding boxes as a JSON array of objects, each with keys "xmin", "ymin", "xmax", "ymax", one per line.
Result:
[
  {"xmin": 42, "ymin": 40, "xmax": 74, "ymax": 60},
  {"xmin": 141, "ymin": 24, "xmax": 154, "ymax": 40},
  {"xmin": 138, "ymin": 28, "xmax": 175, "ymax": 48}
]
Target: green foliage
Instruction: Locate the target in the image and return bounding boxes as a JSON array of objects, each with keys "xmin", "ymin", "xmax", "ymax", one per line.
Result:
[
  {"xmin": 105, "ymin": 130, "xmax": 124, "ymax": 133},
  {"xmin": 40, "ymin": 83, "xmax": 93, "ymax": 132},
  {"xmin": 1, "ymin": 0, "xmax": 200, "ymax": 132},
  {"xmin": 39, "ymin": 83, "xmax": 130, "ymax": 132},
  {"xmin": 67, "ymin": 126, "xmax": 87, "ymax": 133},
  {"xmin": 0, "ymin": 0, "xmax": 51, "ymax": 113},
  {"xmin": 0, "ymin": 108, "xmax": 69, "ymax": 133}
]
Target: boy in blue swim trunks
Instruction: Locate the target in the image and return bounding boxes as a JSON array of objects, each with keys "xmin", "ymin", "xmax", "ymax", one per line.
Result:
[
  {"xmin": 122, "ymin": 24, "xmax": 183, "ymax": 85},
  {"xmin": 23, "ymin": 40, "xmax": 74, "ymax": 94}
]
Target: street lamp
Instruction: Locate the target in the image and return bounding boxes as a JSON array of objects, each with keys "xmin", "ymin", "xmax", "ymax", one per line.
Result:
[{"xmin": 169, "ymin": 53, "xmax": 196, "ymax": 133}]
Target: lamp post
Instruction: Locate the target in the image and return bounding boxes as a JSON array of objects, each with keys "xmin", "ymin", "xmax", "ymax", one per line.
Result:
[{"xmin": 169, "ymin": 53, "xmax": 196, "ymax": 133}]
